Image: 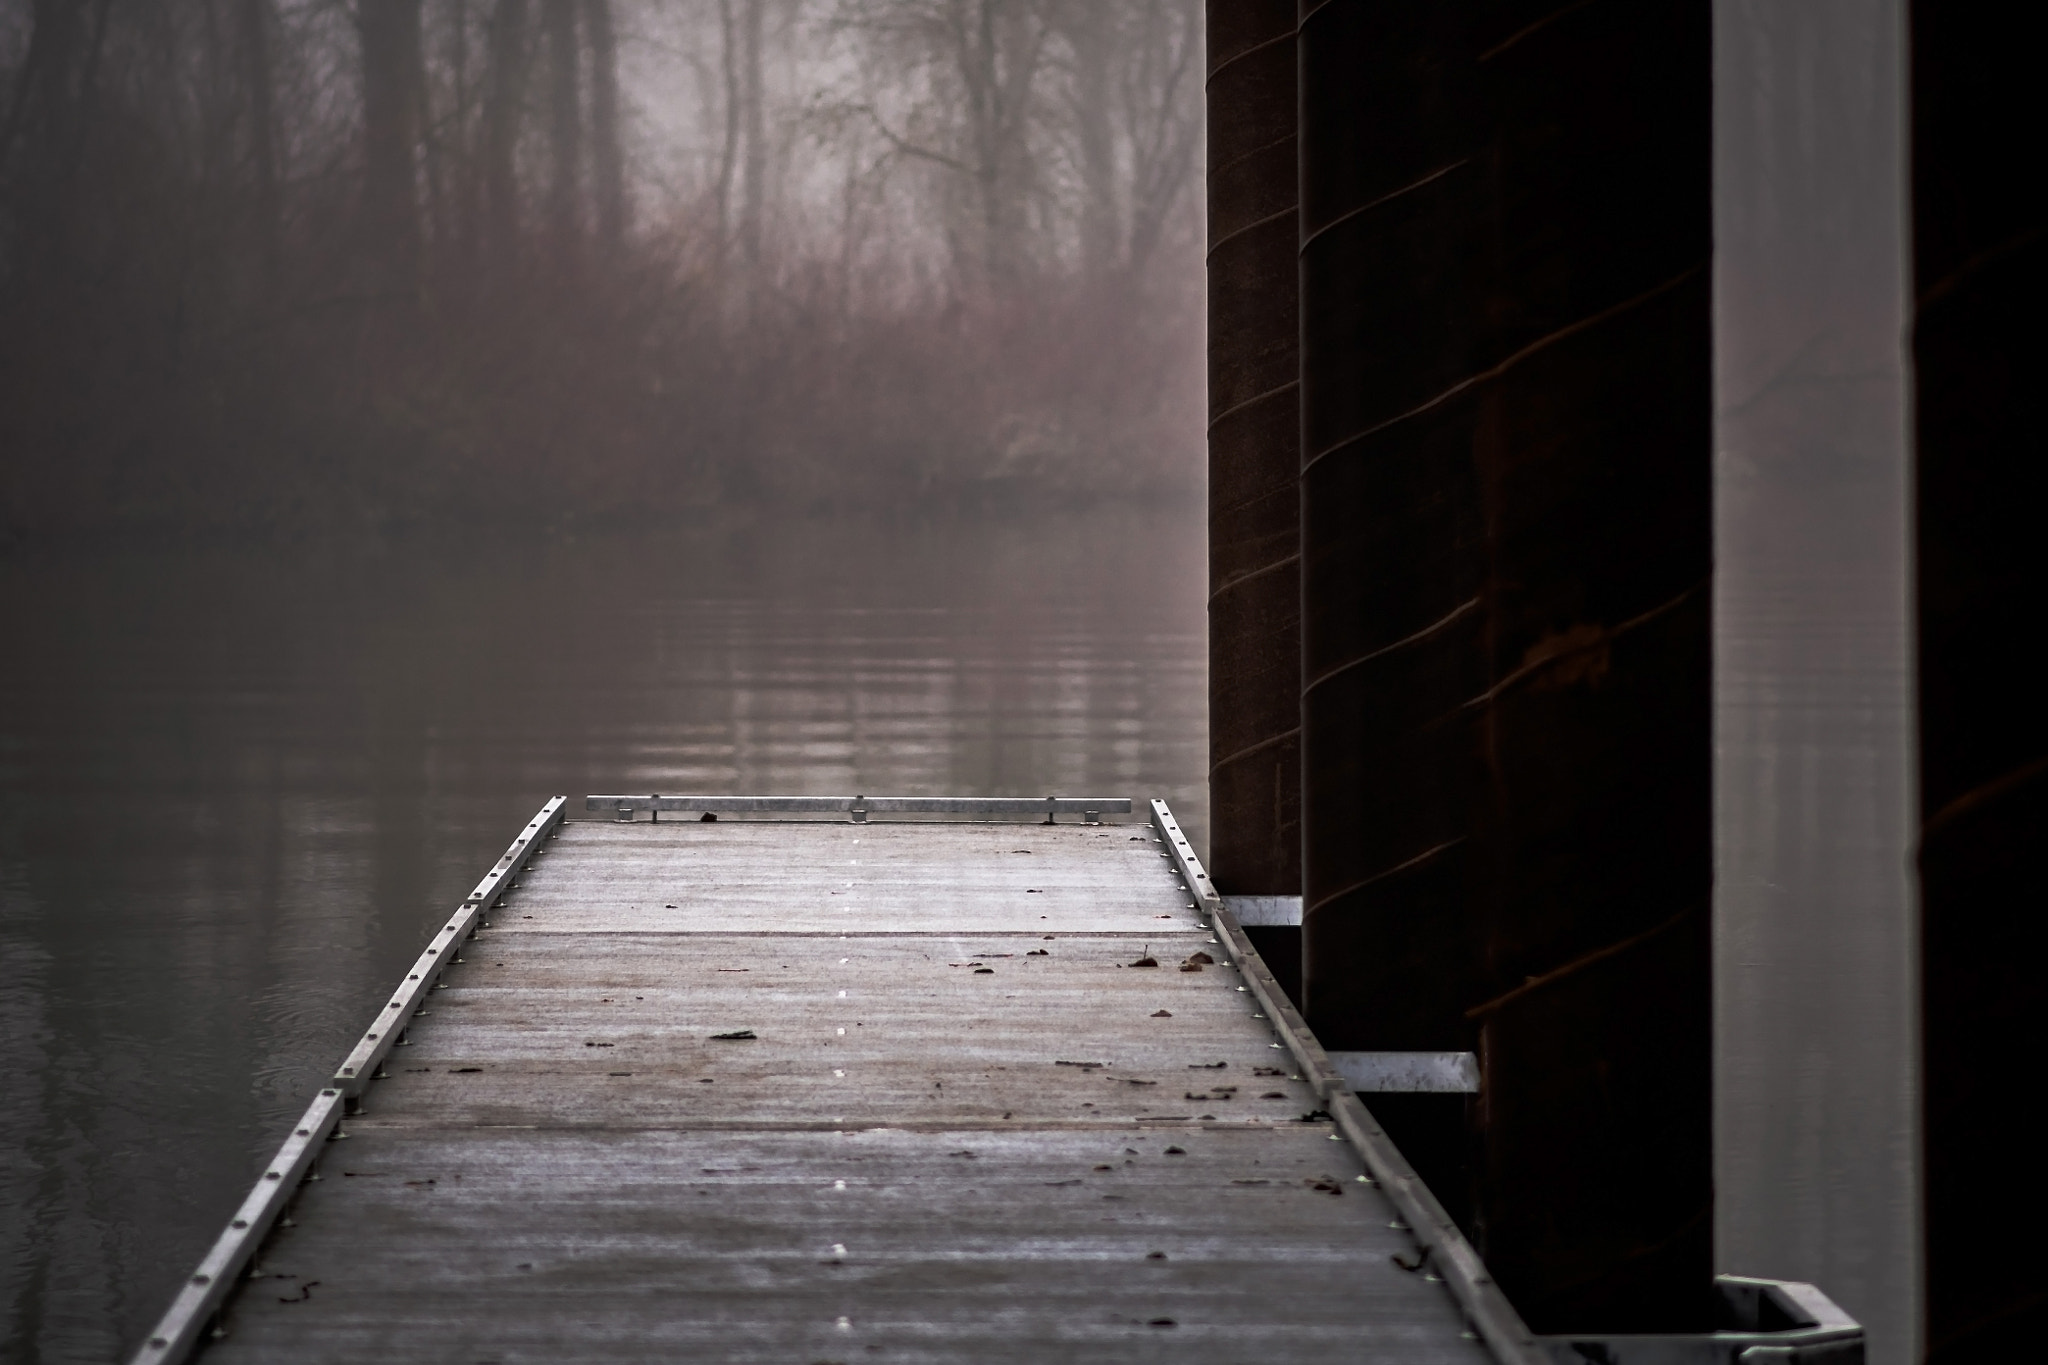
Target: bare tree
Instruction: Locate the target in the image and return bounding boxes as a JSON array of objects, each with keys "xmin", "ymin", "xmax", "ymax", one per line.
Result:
[
  {"xmin": 238, "ymin": 0, "xmax": 280, "ymax": 274},
  {"xmin": 541, "ymin": 0, "xmax": 582, "ymax": 252},
  {"xmin": 714, "ymin": 0, "xmax": 741, "ymax": 253},
  {"xmin": 360, "ymin": 0, "xmax": 424, "ymax": 299},
  {"xmin": 482, "ymin": 0, "xmax": 529, "ymax": 273},
  {"xmin": 835, "ymin": 0, "xmax": 1056, "ymax": 292},
  {"xmin": 449, "ymin": 0, "xmax": 481, "ymax": 259},
  {"xmin": 1059, "ymin": 1, "xmax": 1117, "ymax": 282},
  {"xmin": 0, "ymin": 0, "xmax": 1208, "ymax": 535},
  {"xmin": 736, "ymin": 0, "xmax": 766, "ymax": 265},
  {"xmin": 1046, "ymin": 0, "xmax": 1200, "ymax": 287},
  {"xmin": 585, "ymin": 0, "xmax": 625, "ymax": 250},
  {"xmin": 1111, "ymin": 0, "xmax": 1201, "ymax": 283},
  {"xmin": 415, "ymin": 8, "xmax": 450, "ymax": 259},
  {"xmin": 1, "ymin": 0, "xmax": 115, "ymax": 259}
]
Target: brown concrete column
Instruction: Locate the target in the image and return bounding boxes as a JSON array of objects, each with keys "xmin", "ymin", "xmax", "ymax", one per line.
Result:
[
  {"xmin": 1298, "ymin": 0, "xmax": 1714, "ymax": 1332},
  {"xmin": 1207, "ymin": 0, "xmax": 1301, "ymax": 923}
]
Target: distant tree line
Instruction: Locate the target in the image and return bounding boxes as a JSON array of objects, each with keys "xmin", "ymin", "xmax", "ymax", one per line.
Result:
[{"xmin": 0, "ymin": 0, "xmax": 1203, "ymax": 539}]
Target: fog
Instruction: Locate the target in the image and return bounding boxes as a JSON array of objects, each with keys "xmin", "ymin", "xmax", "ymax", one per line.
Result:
[
  {"xmin": 0, "ymin": 0, "xmax": 1205, "ymax": 540},
  {"xmin": 0, "ymin": 8, "xmax": 1210, "ymax": 1358}
]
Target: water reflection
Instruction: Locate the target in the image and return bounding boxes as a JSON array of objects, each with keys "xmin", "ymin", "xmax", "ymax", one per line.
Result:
[{"xmin": 0, "ymin": 508, "xmax": 1206, "ymax": 1361}]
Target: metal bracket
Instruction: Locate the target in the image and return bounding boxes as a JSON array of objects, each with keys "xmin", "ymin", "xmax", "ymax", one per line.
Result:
[
  {"xmin": 1330, "ymin": 1051, "xmax": 1481, "ymax": 1094},
  {"xmin": 1537, "ymin": 1276, "xmax": 1863, "ymax": 1363},
  {"xmin": 1222, "ymin": 894, "xmax": 1302, "ymax": 925}
]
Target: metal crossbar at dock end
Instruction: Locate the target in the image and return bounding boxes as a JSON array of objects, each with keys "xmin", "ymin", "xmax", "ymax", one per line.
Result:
[{"xmin": 584, "ymin": 794, "xmax": 1132, "ymax": 823}]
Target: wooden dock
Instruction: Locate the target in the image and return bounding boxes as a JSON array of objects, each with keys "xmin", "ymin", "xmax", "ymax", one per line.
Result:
[{"xmin": 133, "ymin": 796, "xmax": 1539, "ymax": 1364}]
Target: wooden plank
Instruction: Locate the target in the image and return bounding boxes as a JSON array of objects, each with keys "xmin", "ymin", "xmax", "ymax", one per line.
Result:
[
  {"xmin": 500, "ymin": 822, "xmax": 1200, "ymax": 935},
  {"xmin": 350, "ymin": 934, "xmax": 1315, "ymax": 1130},
  {"xmin": 205, "ymin": 1127, "xmax": 1482, "ymax": 1365}
]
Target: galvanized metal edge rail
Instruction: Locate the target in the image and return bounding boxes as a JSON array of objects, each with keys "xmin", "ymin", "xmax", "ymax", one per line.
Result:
[
  {"xmin": 1147, "ymin": 799, "xmax": 1545, "ymax": 1365},
  {"xmin": 129, "ymin": 1089, "xmax": 344, "ymax": 1365},
  {"xmin": 129, "ymin": 796, "xmax": 570, "ymax": 1365},
  {"xmin": 332, "ymin": 796, "xmax": 568, "ymax": 1099},
  {"xmin": 587, "ymin": 794, "xmax": 1131, "ymax": 823}
]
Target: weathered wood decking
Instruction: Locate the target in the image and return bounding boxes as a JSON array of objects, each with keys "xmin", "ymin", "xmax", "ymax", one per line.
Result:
[{"xmin": 139, "ymin": 799, "xmax": 1534, "ymax": 1364}]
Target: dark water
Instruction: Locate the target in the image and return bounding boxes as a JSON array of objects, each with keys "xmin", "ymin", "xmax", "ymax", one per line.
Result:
[{"xmin": 0, "ymin": 509, "xmax": 1207, "ymax": 1363}]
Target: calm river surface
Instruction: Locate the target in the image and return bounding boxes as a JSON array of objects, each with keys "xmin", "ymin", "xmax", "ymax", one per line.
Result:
[{"xmin": 0, "ymin": 509, "xmax": 1207, "ymax": 1362}]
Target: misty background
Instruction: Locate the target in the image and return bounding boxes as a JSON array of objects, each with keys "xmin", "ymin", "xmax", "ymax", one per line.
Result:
[{"xmin": 0, "ymin": 0, "xmax": 1204, "ymax": 539}]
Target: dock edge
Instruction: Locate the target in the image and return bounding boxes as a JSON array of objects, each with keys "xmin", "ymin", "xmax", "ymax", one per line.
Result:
[
  {"xmin": 128, "ymin": 796, "xmax": 570, "ymax": 1365},
  {"xmin": 1147, "ymin": 798, "xmax": 1546, "ymax": 1365}
]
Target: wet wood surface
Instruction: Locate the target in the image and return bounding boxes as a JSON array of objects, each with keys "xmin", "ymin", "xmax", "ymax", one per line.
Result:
[{"xmin": 201, "ymin": 819, "xmax": 1489, "ymax": 1362}]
